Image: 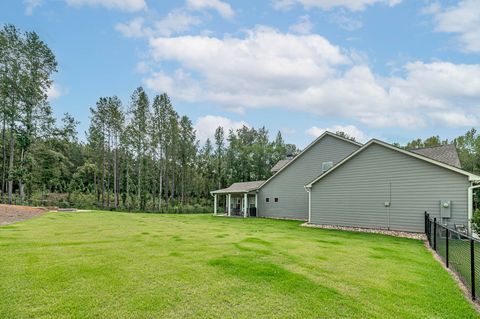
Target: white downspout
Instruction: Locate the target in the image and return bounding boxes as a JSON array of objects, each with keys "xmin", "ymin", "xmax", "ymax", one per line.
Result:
[
  {"xmin": 305, "ymin": 186, "xmax": 312, "ymax": 224},
  {"xmin": 468, "ymin": 182, "xmax": 480, "ymax": 234}
]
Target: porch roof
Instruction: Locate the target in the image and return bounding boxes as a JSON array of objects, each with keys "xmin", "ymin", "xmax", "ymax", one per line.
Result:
[{"xmin": 211, "ymin": 180, "xmax": 265, "ymax": 194}]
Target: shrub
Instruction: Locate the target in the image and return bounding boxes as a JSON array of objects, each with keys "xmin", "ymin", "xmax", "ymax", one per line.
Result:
[{"xmin": 471, "ymin": 209, "xmax": 480, "ymax": 235}]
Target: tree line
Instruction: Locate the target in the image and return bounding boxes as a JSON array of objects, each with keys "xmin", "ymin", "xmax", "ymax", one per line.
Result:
[
  {"xmin": 0, "ymin": 24, "xmax": 296, "ymax": 211},
  {"xmin": 82, "ymin": 88, "xmax": 297, "ymax": 212},
  {"xmin": 2, "ymin": 23, "xmax": 480, "ymax": 212}
]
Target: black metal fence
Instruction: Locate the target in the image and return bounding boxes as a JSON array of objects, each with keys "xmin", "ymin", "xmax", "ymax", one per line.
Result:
[{"xmin": 425, "ymin": 212, "xmax": 480, "ymax": 300}]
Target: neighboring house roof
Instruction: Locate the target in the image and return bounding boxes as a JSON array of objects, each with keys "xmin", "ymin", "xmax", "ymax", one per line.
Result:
[
  {"xmin": 306, "ymin": 139, "xmax": 480, "ymax": 187},
  {"xmin": 211, "ymin": 180, "xmax": 265, "ymax": 194},
  {"xmin": 271, "ymin": 159, "xmax": 291, "ymax": 172},
  {"xmin": 259, "ymin": 131, "xmax": 363, "ymax": 189},
  {"xmin": 410, "ymin": 144, "xmax": 461, "ymax": 168}
]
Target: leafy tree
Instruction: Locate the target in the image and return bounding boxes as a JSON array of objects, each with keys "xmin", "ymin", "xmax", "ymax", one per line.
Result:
[
  {"xmin": 405, "ymin": 135, "xmax": 449, "ymax": 150},
  {"xmin": 471, "ymin": 209, "xmax": 480, "ymax": 235},
  {"xmin": 335, "ymin": 131, "xmax": 356, "ymax": 142},
  {"xmin": 455, "ymin": 129, "xmax": 479, "ymax": 174},
  {"xmin": 179, "ymin": 115, "xmax": 196, "ymax": 204},
  {"xmin": 0, "ymin": 24, "xmax": 57, "ymax": 203}
]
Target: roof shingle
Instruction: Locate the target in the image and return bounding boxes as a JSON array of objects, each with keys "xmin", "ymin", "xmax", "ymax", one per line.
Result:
[
  {"xmin": 211, "ymin": 180, "xmax": 265, "ymax": 194},
  {"xmin": 410, "ymin": 144, "xmax": 461, "ymax": 168},
  {"xmin": 270, "ymin": 159, "xmax": 291, "ymax": 172}
]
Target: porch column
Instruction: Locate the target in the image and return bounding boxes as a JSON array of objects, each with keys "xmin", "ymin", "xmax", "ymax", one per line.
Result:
[
  {"xmin": 213, "ymin": 194, "xmax": 217, "ymax": 215},
  {"xmin": 243, "ymin": 193, "xmax": 248, "ymax": 218},
  {"xmin": 255, "ymin": 193, "xmax": 258, "ymax": 215},
  {"xmin": 227, "ymin": 194, "xmax": 231, "ymax": 216}
]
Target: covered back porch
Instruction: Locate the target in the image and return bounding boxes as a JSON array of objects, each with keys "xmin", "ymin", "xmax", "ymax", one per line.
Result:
[{"xmin": 211, "ymin": 181, "xmax": 264, "ymax": 218}]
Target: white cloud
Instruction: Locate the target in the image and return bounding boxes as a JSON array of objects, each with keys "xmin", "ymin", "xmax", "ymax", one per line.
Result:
[
  {"xmin": 116, "ymin": 10, "xmax": 202, "ymax": 39},
  {"xmin": 24, "ymin": 0, "xmax": 43, "ymax": 15},
  {"xmin": 329, "ymin": 10, "xmax": 363, "ymax": 30},
  {"xmin": 186, "ymin": 0, "xmax": 235, "ymax": 19},
  {"xmin": 155, "ymin": 9, "xmax": 202, "ymax": 37},
  {"xmin": 429, "ymin": 111, "xmax": 478, "ymax": 127},
  {"xmin": 306, "ymin": 125, "xmax": 369, "ymax": 142},
  {"xmin": 115, "ymin": 17, "xmax": 152, "ymax": 38},
  {"xmin": 194, "ymin": 115, "xmax": 248, "ymax": 142},
  {"xmin": 289, "ymin": 15, "xmax": 313, "ymax": 34},
  {"xmin": 143, "ymin": 27, "xmax": 480, "ymax": 130},
  {"xmin": 135, "ymin": 61, "xmax": 151, "ymax": 73},
  {"xmin": 272, "ymin": 0, "xmax": 401, "ymax": 11},
  {"xmin": 65, "ymin": 0, "xmax": 146, "ymax": 11},
  {"xmin": 428, "ymin": 0, "xmax": 480, "ymax": 53},
  {"xmin": 47, "ymin": 83, "xmax": 68, "ymax": 101}
]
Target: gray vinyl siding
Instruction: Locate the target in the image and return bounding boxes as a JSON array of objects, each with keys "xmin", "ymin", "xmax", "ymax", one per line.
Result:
[
  {"xmin": 258, "ymin": 135, "xmax": 360, "ymax": 220},
  {"xmin": 310, "ymin": 143, "xmax": 470, "ymax": 232}
]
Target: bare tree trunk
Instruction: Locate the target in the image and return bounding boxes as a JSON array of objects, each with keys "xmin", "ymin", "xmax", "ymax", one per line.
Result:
[
  {"xmin": 107, "ymin": 162, "xmax": 110, "ymax": 208},
  {"xmin": 181, "ymin": 165, "xmax": 185, "ymax": 205},
  {"xmin": 93, "ymin": 170, "xmax": 97, "ymax": 202},
  {"xmin": 171, "ymin": 168, "xmax": 175, "ymax": 206},
  {"xmin": 19, "ymin": 148, "xmax": 25, "ymax": 203},
  {"xmin": 8, "ymin": 127, "xmax": 14, "ymax": 204},
  {"xmin": 164, "ymin": 154, "xmax": 169, "ymax": 208},
  {"xmin": 1, "ymin": 116, "xmax": 6, "ymax": 203},
  {"xmin": 107, "ymin": 132, "xmax": 111, "ymax": 208},
  {"xmin": 158, "ymin": 166, "xmax": 163, "ymax": 211},
  {"xmin": 137, "ymin": 152, "xmax": 141, "ymax": 210},
  {"xmin": 113, "ymin": 135, "xmax": 118, "ymax": 209},
  {"xmin": 126, "ymin": 155, "xmax": 130, "ymax": 210},
  {"xmin": 144, "ymin": 158, "xmax": 148, "ymax": 210},
  {"xmin": 101, "ymin": 141, "xmax": 105, "ymax": 208}
]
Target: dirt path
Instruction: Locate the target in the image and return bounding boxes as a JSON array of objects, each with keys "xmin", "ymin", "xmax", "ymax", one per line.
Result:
[{"xmin": 0, "ymin": 204, "xmax": 49, "ymax": 226}]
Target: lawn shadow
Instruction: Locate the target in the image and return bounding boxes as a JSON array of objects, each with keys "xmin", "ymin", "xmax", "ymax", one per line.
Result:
[
  {"xmin": 207, "ymin": 255, "xmax": 362, "ymax": 314},
  {"xmin": 233, "ymin": 237, "xmax": 272, "ymax": 255}
]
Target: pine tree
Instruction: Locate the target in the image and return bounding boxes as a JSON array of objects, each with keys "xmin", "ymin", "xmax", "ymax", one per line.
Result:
[
  {"xmin": 214, "ymin": 126, "xmax": 225, "ymax": 189},
  {"xmin": 128, "ymin": 87, "xmax": 150, "ymax": 210}
]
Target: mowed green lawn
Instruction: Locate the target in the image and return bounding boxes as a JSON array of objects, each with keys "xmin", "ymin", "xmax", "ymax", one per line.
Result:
[{"xmin": 0, "ymin": 212, "xmax": 478, "ymax": 318}]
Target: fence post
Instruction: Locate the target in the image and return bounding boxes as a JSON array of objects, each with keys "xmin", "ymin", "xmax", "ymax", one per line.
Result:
[
  {"xmin": 425, "ymin": 211, "xmax": 427, "ymax": 233},
  {"xmin": 429, "ymin": 214, "xmax": 432, "ymax": 246},
  {"xmin": 429, "ymin": 218, "xmax": 432, "ymax": 246},
  {"xmin": 471, "ymin": 239, "xmax": 476, "ymax": 300},
  {"xmin": 433, "ymin": 218, "xmax": 437, "ymax": 251},
  {"xmin": 428, "ymin": 214, "xmax": 431, "ymax": 245},
  {"xmin": 446, "ymin": 228, "xmax": 449, "ymax": 268}
]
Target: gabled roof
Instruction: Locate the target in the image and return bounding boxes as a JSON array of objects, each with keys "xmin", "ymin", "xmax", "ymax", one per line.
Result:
[
  {"xmin": 306, "ymin": 139, "xmax": 480, "ymax": 187},
  {"xmin": 410, "ymin": 144, "xmax": 461, "ymax": 168},
  {"xmin": 211, "ymin": 180, "xmax": 265, "ymax": 194},
  {"xmin": 271, "ymin": 159, "xmax": 291, "ymax": 172},
  {"xmin": 259, "ymin": 131, "xmax": 363, "ymax": 189}
]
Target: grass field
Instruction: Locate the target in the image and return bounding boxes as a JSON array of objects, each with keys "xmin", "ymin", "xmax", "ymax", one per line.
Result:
[{"xmin": 0, "ymin": 211, "xmax": 478, "ymax": 318}]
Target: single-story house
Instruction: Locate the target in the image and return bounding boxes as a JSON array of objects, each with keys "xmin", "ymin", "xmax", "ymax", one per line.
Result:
[{"xmin": 211, "ymin": 132, "xmax": 480, "ymax": 233}]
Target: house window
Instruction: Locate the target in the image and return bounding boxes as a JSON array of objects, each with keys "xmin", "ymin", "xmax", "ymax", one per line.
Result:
[
  {"xmin": 266, "ymin": 197, "xmax": 270, "ymax": 203},
  {"xmin": 274, "ymin": 197, "xmax": 279, "ymax": 202},
  {"xmin": 322, "ymin": 161, "xmax": 333, "ymax": 172}
]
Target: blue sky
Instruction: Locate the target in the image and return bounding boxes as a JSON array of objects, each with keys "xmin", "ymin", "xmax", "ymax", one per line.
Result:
[{"xmin": 1, "ymin": 0, "xmax": 479, "ymax": 148}]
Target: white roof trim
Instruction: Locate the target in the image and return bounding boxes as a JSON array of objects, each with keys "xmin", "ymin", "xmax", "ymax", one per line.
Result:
[
  {"xmin": 306, "ymin": 139, "xmax": 480, "ymax": 187},
  {"xmin": 259, "ymin": 131, "xmax": 362, "ymax": 189}
]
